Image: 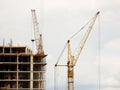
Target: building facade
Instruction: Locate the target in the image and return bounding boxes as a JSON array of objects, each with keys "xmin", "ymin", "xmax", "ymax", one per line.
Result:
[{"xmin": 0, "ymin": 46, "xmax": 47, "ymax": 90}]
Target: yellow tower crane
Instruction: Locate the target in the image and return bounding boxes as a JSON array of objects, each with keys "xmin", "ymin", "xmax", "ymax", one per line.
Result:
[
  {"xmin": 55, "ymin": 11, "xmax": 100, "ymax": 90},
  {"xmin": 31, "ymin": 9, "xmax": 44, "ymax": 54}
]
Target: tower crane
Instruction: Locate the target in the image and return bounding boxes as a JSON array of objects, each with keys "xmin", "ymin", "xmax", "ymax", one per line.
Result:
[
  {"xmin": 31, "ymin": 9, "xmax": 44, "ymax": 54},
  {"xmin": 55, "ymin": 11, "xmax": 100, "ymax": 90}
]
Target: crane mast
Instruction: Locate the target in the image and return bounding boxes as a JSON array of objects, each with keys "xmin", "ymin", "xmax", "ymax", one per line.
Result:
[
  {"xmin": 67, "ymin": 40, "xmax": 74, "ymax": 90},
  {"xmin": 67, "ymin": 11, "xmax": 100, "ymax": 90},
  {"xmin": 31, "ymin": 9, "xmax": 44, "ymax": 54}
]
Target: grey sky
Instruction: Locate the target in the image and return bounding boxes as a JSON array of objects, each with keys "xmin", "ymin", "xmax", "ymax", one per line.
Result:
[{"xmin": 0, "ymin": 0, "xmax": 120, "ymax": 90}]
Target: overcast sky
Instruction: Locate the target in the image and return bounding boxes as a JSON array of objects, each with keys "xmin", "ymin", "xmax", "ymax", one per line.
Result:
[{"xmin": 0, "ymin": 0, "xmax": 120, "ymax": 90}]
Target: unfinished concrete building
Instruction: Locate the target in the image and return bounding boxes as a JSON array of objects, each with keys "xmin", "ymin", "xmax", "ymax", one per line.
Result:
[{"xmin": 0, "ymin": 45, "xmax": 47, "ymax": 90}]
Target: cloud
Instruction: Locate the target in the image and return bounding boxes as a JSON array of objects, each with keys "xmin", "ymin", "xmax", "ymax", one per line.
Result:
[
  {"xmin": 104, "ymin": 38, "xmax": 120, "ymax": 50},
  {"xmin": 100, "ymin": 48, "xmax": 120, "ymax": 90}
]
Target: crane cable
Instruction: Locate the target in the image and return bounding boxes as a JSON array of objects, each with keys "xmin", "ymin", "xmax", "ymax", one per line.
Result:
[
  {"xmin": 69, "ymin": 15, "xmax": 96, "ymax": 40},
  {"xmin": 98, "ymin": 12, "xmax": 101, "ymax": 90},
  {"xmin": 55, "ymin": 43, "xmax": 67, "ymax": 66},
  {"xmin": 54, "ymin": 66, "xmax": 58, "ymax": 90},
  {"xmin": 69, "ymin": 14, "xmax": 98, "ymax": 56}
]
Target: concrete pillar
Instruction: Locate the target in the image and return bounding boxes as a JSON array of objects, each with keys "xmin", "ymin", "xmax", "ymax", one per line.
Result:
[{"xmin": 30, "ymin": 55, "xmax": 33, "ymax": 90}]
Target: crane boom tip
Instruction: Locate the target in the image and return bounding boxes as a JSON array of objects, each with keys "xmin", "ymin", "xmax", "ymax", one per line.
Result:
[{"xmin": 97, "ymin": 11, "xmax": 100, "ymax": 15}]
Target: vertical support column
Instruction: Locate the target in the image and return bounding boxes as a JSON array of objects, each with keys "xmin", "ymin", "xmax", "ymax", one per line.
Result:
[
  {"xmin": 40, "ymin": 58, "xmax": 43, "ymax": 89},
  {"xmin": 17, "ymin": 55, "xmax": 19, "ymax": 90},
  {"xmin": 68, "ymin": 66, "xmax": 74, "ymax": 90},
  {"xmin": 3, "ymin": 39, "xmax": 5, "ymax": 54},
  {"xmin": 10, "ymin": 47, "xmax": 12, "ymax": 53},
  {"xmin": 30, "ymin": 55, "xmax": 33, "ymax": 90},
  {"xmin": 67, "ymin": 40, "xmax": 74, "ymax": 90},
  {"xmin": 41, "ymin": 69, "xmax": 44, "ymax": 89},
  {"xmin": 3, "ymin": 47, "xmax": 4, "ymax": 54},
  {"xmin": 43, "ymin": 58, "xmax": 46, "ymax": 90},
  {"xmin": 39, "ymin": 73, "xmax": 40, "ymax": 88}
]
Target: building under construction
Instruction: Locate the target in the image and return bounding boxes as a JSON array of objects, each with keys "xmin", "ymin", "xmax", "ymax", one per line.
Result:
[{"xmin": 0, "ymin": 45, "xmax": 47, "ymax": 90}]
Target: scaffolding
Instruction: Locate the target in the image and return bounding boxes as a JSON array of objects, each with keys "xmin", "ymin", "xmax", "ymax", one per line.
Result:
[{"xmin": 0, "ymin": 46, "xmax": 47, "ymax": 90}]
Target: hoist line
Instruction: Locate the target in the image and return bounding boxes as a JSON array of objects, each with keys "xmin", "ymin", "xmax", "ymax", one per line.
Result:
[
  {"xmin": 98, "ymin": 13, "xmax": 101, "ymax": 90},
  {"xmin": 54, "ymin": 66, "xmax": 58, "ymax": 90}
]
